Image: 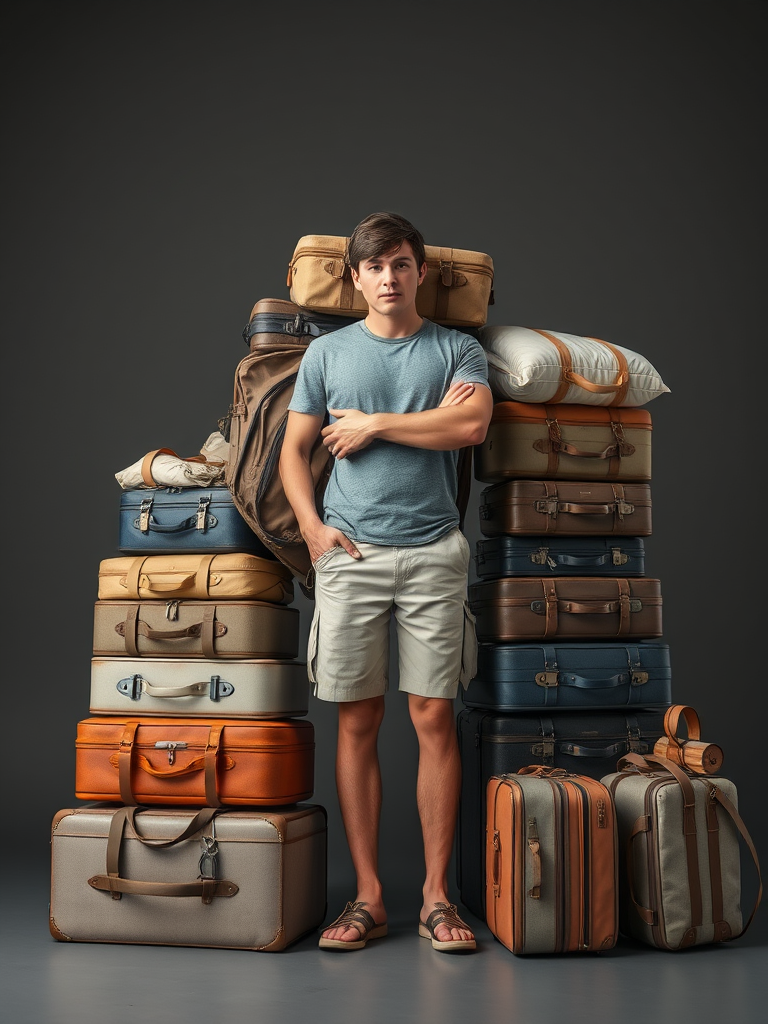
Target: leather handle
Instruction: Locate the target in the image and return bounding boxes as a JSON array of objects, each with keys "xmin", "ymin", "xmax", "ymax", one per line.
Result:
[
  {"xmin": 88, "ymin": 876, "xmax": 238, "ymax": 899},
  {"xmin": 135, "ymin": 515, "xmax": 213, "ymax": 535},
  {"xmin": 555, "ymin": 502, "xmax": 613, "ymax": 515},
  {"xmin": 120, "ymin": 605, "xmax": 219, "ymax": 658},
  {"xmin": 138, "ymin": 572, "xmax": 198, "ymax": 593},
  {"xmin": 533, "ymin": 438, "xmax": 633, "ymax": 460},
  {"xmin": 562, "ymin": 368, "xmax": 629, "ymax": 394},
  {"xmin": 663, "ymin": 705, "xmax": 702, "ymax": 743}
]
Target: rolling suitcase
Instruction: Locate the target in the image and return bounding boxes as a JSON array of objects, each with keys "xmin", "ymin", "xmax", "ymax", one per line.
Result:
[
  {"xmin": 97, "ymin": 553, "xmax": 294, "ymax": 604},
  {"xmin": 118, "ymin": 486, "xmax": 273, "ymax": 557},
  {"xmin": 50, "ymin": 803, "xmax": 327, "ymax": 951},
  {"xmin": 89, "ymin": 657, "xmax": 309, "ymax": 718},
  {"xmin": 602, "ymin": 753, "xmax": 763, "ymax": 950},
  {"xmin": 478, "ymin": 480, "xmax": 652, "ymax": 537},
  {"xmin": 456, "ymin": 705, "xmax": 666, "ymax": 921},
  {"xmin": 469, "ymin": 576, "xmax": 663, "ymax": 641},
  {"xmin": 92, "ymin": 599, "xmax": 300, "ymax": 659},
  {"xmin": 485, "ymin": 767, "xmax": 619, "ymax": 953},
  {"xmin": 474, "ymin": 401, "xmax": 652, "ymax": 483},
  {"xmin": 462, "ymin": 641, "xmax": 671, "ymax": 711},
  {"xmin": 75, "ymin": 716, "xmax": 314, "ymax": 806},
  {"xmin": 474, "ymin": 535, "xmax": 646, "ymax": 579}
]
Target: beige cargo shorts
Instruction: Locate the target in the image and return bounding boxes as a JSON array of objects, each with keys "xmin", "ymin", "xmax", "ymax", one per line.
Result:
[{"xmin": 307, "ymin": 526, "xmax": 478, "ymax": 702}]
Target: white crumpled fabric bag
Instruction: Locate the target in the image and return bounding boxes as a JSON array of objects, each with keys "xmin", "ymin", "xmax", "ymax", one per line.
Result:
[{"xmin": 115, "ymin": 431, "xmax": 229, "ymax": 490}]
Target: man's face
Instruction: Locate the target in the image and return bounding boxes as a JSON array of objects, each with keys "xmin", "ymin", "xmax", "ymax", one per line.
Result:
[{"xmin": 350, "ymin": 240, "xmax": 427, "ymax": 317}]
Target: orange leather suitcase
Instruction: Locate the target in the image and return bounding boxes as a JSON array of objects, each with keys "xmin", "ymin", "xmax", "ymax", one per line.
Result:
[
  {"xmin": 486, "ymin": 766, "xmax": 619, "ymax": 954},
  {"xmin": 74, "ymin": 716, "xmax": 314, "ymax": 806}
]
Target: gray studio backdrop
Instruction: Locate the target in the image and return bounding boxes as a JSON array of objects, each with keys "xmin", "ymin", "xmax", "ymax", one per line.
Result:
[{"xmin": 3, "ymin": 1, "xmax": 765, "ymax": 928}]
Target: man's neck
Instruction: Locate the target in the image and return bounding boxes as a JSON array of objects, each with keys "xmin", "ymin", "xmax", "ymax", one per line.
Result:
[{"xmin": 364, "ymin": 310, "xmax": 424, "ymax": 339}]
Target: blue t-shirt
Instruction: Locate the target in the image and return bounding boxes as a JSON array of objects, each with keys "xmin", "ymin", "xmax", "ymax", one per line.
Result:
[{"xmin": 287, "ymin": 318, "xmax": 489, "ymax": 545}]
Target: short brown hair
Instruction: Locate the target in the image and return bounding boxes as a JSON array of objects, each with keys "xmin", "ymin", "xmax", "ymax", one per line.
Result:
[{"xmin": 346, "ymin": 212, "xmax": 426, "ymax": 272}]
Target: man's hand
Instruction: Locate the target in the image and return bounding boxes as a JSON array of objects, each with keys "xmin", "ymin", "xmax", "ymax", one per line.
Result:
[{"xmin": 304, "ymin": 522, "xmax": 361, "ymax": 564}]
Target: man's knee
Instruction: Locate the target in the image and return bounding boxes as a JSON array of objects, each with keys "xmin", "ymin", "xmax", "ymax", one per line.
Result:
[
  {"xmin": 338, "ymin": 695, "xmax": 386, "ymax": 739},
  {"xmin": 408, "ymin": 694, "xmax": 455, "ymax": 734}
]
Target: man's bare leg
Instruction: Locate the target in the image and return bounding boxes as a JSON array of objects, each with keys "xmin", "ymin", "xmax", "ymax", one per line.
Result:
[
  {"xmin": 321, "ymin": 695, "xmax": 387, "ymax": 942},
  {"xmin": 408, "ymin": 694, "xmax": 475, "ymax": 945}
]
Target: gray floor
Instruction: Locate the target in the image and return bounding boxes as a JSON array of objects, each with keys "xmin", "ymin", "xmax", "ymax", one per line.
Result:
[{"xmin": 4, "ymin": 862, "xmax": 766, "ymax": 1024}]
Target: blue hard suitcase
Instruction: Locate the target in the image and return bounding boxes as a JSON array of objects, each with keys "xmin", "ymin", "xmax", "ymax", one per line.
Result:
[
  {"xmin": 462, "ymin": 640, "xmax": 671, "ymax": 711},
  {"xmin": 456, "ymin": 705, "xmax": 667, "ymax": 922},
  {"xmin": 118, "ymin": 487, "xmax": 274, "ymax": 557},
  {"xmin": 474, "ymin": 535, "xmax": 646, "ymax": 580}
]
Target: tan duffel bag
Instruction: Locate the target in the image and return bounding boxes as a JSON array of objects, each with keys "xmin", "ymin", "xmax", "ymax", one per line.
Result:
[
  {"xmin": 97, "ymin": 553, "xmax": 294, "ymax": 604},
  {"xmin": 286, "ymin": 234, "xmax": 495, "ymax": 327}
]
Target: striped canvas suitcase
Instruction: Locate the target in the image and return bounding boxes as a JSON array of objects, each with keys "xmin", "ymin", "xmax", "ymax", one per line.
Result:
[
  {"xmin": 469, "ymin": 576, "xmax": 663, "ymax": 642},
  {"xmin": 89, "ymin": 657, "xmax": 309, "ymax": 718},
  {"xmin": 74, "ymin": 716, "xmax": 314, "ymax": 806},
  {"xmin": 92, "ymin": 599, "xmax": 300, "ymax": 659},
  {"xmin": 456, "ymin": 706, "xmax": 666, "ymax": 921},
  {"xmin": 462, "ymin": 641, "xmax": 671, "ymax": 711},
  {"xmin": 474, "ymin": 536, "xmax": 646, "ymax": 579},
  {"xmin": 474, "ymin": 402, "xmax": 652, "ymax": 484},
  {"xmin": 50, "ymin": 803, "xmax": 327, "ymax": 951},
  {"xmin": 486, "ymin": 768, "xmax": 619, "ymax": 953},
  {"xmin": 118, "ymin": 486, "xmax": 273, "ymax": 557},
  {"xmin": 478, "ymin": 480, "xmax": 652, "ymax": 537}
]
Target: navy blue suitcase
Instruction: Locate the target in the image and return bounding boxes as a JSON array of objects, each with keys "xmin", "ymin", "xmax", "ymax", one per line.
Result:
[
  {"xmin": 474, "ymin": 535, "xmax": 646, "ymax": 580},
  {"xmin": 456, "ymin": 705, "xmax": 667, "ymax": 921},
  {"xmin": 118, "ymin": 487, "xmax": 274, "ymax": 557},
  {"xmin": 462, "ymin": 640, "xmax": 671, "ymax": 711}
]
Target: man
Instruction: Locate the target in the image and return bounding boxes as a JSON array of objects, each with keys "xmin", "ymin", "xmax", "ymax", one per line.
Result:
[{"xmin": 279, "ymin": 212, "xmax": 493, "ymax": 953}]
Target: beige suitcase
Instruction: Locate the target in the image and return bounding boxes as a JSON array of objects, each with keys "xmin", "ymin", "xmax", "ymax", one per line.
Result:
[
  {"xmin": 92, "ymin": 599, "xmax": 300, "ymax": 659},
  {"xmin": 97, "ymin": 553, "xmax": 294, "ymax": 604},
  {"xmin": 475, "ymin": 401, "xmax": 652, "ymax": 484},
  {"xmin": 50, "ymin": 804, "xmax": 327, "ymax": 951},
  {"xmin": 286, "ymin": 234, "xmax": 495, "ymax": 327}
]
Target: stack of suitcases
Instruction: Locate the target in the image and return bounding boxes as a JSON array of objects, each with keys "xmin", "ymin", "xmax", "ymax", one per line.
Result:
[
  {"xmin": 456, "ymin": 325, "xmax": 674, "ymax": 924},
  {"xmin": 49, "ymin": 451, "xmax": 329, "ymax": 951}
]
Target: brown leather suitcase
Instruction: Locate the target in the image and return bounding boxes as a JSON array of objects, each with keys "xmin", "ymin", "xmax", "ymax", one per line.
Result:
[
  {"xmin": 469, "ymin": 576, "xmax": 662, "ymax": 641},
  {"xmin": 478, "ymin": 479, "xmax": 652, "ymax": 537},
  {"xmin": 474, "ymin": 401, "xmax": 652, "ymax": 484},
  {"xmin": 486, "ymin": 766, "xmax": 619, "ymax": 953},
  {"xmin": 74, "ymin": 716, "xmax": 314, "ymax": 806},
  {"xmin": 92, "ymin": 599, "xmax": 300, "ymax": 659}
]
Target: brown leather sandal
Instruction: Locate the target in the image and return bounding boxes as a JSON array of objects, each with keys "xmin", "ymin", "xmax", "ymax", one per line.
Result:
[
  {"xmin": 418, "ymin": 902, "xmax": 477, "ymax": 952},
  {"xmin": 318, "ymin": 901, "xmax": 388, "ymax": 950}
]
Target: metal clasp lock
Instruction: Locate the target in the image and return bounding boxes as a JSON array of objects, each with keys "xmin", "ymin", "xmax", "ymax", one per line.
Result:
[
  {"xmin": 530, "ymin": 547, "xmax": 549, "ymax": 566},
  {"xmin": 116, "ymin": 674, "xmax": 144, "ymax": 701},
  {"xmin": 138, "ymin": 496, "xmax": 153, "ymax": 533},
  {"xmin": 615, "ymin": 500, "xmax": 634, "ymax": 520},
  {"xmin": 198, "ymin": 829, "xmax": 219, "ymax": 880},
  {"xmin": 535, "ymin": 671, "xmax": 559, "ymax": 688},
  {"xmin": 534, "ymin": 499, "xmax": 559, "ymax": 518},
  {"xmin": 165, "ymin": 600, "xmax": 180, "ymax": 621},
  {"xmin": 208, "ymin": 675, "xmax": 234, "ymax": 701},
  {"xmin": 154, "ymin": 740, "xmax": 187, "ymax": 765},
  {"xmin": 196, "ymin": 495, "xmax": 211, "ymax": 532},
  {"xmin": 612, "ymin": 547, "xmax": 628, "ymax": 565},
  {"xmin": 630, "ymin": 671, "xmax": 649, "ymax": 686},
  {"xmin": 439, "ymin": 260, "xmax": 453, "ymax": 287}
]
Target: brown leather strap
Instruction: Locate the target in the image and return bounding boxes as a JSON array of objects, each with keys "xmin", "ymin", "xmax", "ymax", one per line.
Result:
[
  {"xmin": 193, "ymin": 555, "xmax": 216, "ymax": 599},
  {"xmin": 705, "ymin": 790, "xmax": 727, "ymax": 938},
  {"xmin": 540, "ymin": 578, "xmax": 558, "ymax": 637},
  {"xmin": 126, "ymin": 557, "xmax": 148, "ymax": 597},
  {"xmin": 533, "ymin": 331, "xmax": 573, "ymax": 404},
  {"xmin": 201, "ymin": 604, "xmax": 217, "ymax": 659},
  {"xmin": 89, "ymin": 875, "xmax": 238, "ymax": 898},
  {"xmin": 118, "ymin": 721, "xmax": 140, "ymax": 805},
  {"xmin": 124, "ymin": 605, "xmax": 140, "ymax": 657},
  {"xmin": 434, "ymin": 248, "xmax": 454, "ymax": 322},
  {"xmin": 663, "ymin": 705, "xmax": 702, "ymax": 745},
  {"xmin": 711, "ymin": 785, "xmax": 763, "ymax": 938},
  {"xmin": 205, "ymin": 724, "xmax": 224, "ymax": 807},
  {"xmin": 534, "ymin": 331, "xmax": 631, "ymax": 404}
]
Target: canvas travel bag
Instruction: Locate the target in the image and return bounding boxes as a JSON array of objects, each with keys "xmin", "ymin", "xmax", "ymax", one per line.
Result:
[
  {"xmin": 474, "ymin": 402, "xmax": 652, "ymax": 484},
  {"xmin": 602, "ymin": 753, "xmax": 763, "ymax": 949},
  {"xmin": 286, "ymin": 234, "xmax": 495, "ymax": 327},
  {"xmin": 93, "ymin": 599, "xmax": 299, "ymax": 659},
  {"xmin": 478, "ymin": 480, "xmax": 652, "ymax": 538},
  {"xmin": 468, "ymin": 576, "xmax": 663, "ymax": 642},
  {"xmin": 97, "ymin": 554, "xmax": 294, "ymax": 604},
  {"xmin": 462, "ymin": 640, "xmax": 671, "ymax": 712},
  {"xmin": 485, "ymin": 767, "xmax": 619, "ymax": 954},
  {"xmin": 74, "ymin": 716, "xmax": 314, "ymax": 806},
  {"xmin": 89, "ymin": 657, "xmax": 309, "ymax": 719},
  {"xmin": 456, "ymin": 706, "xmax": 666, "ymax": 921},
  {"xmin": 475, "ymin": 535, "xmax": 646, "ymax": 579},
  {"xmin": 50, "ymin": 803, "xmax": 327, "ymax": 951},
  {"xmin": 118, "ymin": 486, "xmax": 273, "ymax": 558}
]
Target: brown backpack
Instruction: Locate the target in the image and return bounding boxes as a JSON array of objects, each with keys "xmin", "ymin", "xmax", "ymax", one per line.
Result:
[{"xmin": 225, "ymin": 297, "xmax": 473, "ymax": 594}]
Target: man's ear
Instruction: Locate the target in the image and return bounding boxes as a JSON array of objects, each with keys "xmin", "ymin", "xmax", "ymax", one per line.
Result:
[
  {"xmin": 350, "ymin": 266, "xmax": 363, "ymax": 292},
  {"xmin": 417, "ymin": 261, "xmax": 427, "ymax": 285}
]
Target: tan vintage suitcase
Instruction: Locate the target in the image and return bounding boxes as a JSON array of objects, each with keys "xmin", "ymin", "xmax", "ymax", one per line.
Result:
[
  {"xmin": 75, "ymin": 716, "xmax": 314, "ymax": 806},
  {"xmin": 469, "ymin": 576, "xmax": 662, "ymax": 641},
  {"xmin": 92, "ymin": 599, "xmax": 299, "ymax": 659},
  {"xmin": 486, "ymin": 767, "xmax": 619, "ymax": 954},
  {"xmin": 474, "ymin": 401, "xmax": 652, "ymax": 483},
  {"xmin": 89, "ymin": 657, "xmax": 309, "ymax": 718},
  {"xmin": 286, "ymin": 234, "xmax": 495, "ymax": 327},
  {"xmin": 50, "ymin": 803, "xmax": 327, "ymax": 951},
  {"xmin": 478, "ymin": 479, "xmax": 652, "ymax": 537},
  {"xmin": 97, "ymin": 553, "xmax": 294, "ymax": 604}
]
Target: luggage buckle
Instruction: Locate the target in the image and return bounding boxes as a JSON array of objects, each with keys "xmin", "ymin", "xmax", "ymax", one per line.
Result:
[
  {"xmin": 138, "ymin": 496, "xmax": 153, "ymax": 533},
  {"xmin": 615, "ymin": 500, "xmax": 634, "ymax": 519},
  {"xmin": 196, "ymin": 495, "xmax": 212, "ymax": 531},
  {"xmin": 439, "ymin": 260, "xmax": 454, "ymax": 287},
  {"xmin": 530, "ymin": 547, "xmax": 549, "ymax": 565},
  {"xmin": 630, "ymin": 671, "xmax": 649, "ymax": 686},
  {"xmin": 208, "ymin": 675, "xmax": 234, "ymax": 701},
  {"xmin": 612, "ymin": 547, "xmax": 629, "ymax": 565},
  {"xmin": 531, "ymin": 740, "xmax": 555, "ymax": 764},
  {"xmin": 155, "ymin": 740, "xmax": 187, "ymax": 765},
  {"xmin": 116, "ymin": 674, "xmax": 145, "ymax": 701},
  {"xmin": 198, "ymin": 830, "xmax": 219, "ymax": 880},
  {"xmin": 535, "ymin": 671, "xmax": 559, "ymax": 688},
  {"xmin": 285, "ymin": 313, "xmax": 310, "ymax": 336},
  {"xmin": 534, "ymin": 499, "xmax": 559, "ymax": 518}
]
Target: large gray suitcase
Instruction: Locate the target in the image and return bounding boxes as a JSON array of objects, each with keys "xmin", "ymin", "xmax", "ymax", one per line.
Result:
[
  {"xmin": 50, "ymin": 804, "xmax": 327, "ymax": 951},
  {"xmin": 92, "ymin": 599, "xmax": 300, "ymax": 659},
  {"xmin": 89, "ymin": 657, "xmax": 309, "ymax": 718}
]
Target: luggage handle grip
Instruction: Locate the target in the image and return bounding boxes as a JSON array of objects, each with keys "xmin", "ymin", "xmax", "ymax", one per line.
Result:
[
  {"xmin": 116, "ymin": 675, "xmax": 234, "ymax": 701},
  {"xmin": 533, "ymin": 500, "xmax": 635, "ymax": 517},
  {"xmin": 116, "ymin": 619, "xmax": 226, "ymax": 642},
  {"xmin": 536, "ymin": 671, "xmax": 644, "ymax": 690},
  {"xmin": 562, "ymin": 368, "xmax": 628, "ymax": 394},
  {"xmin": 132, "ymin": 513, "xmax": 217, "ymax": 535},
  {"xmin": 87, "ymin": 805, "xmax": 239, "ymax": 903},
  {"xmin": 533, "ymin": 438, "xmax": 635, "ymax": 460},
  {"xmin": 560, "ymin": 741, "xmax": 625, "ymax": 758},
  {"xmin": 531, "ymin": 599, "xmax": 642, "ymax": 615},
  {"xmin": 114, "ymin": 721, "xmax": 226, "ymax": 806},
  {"xmin": 136, "ymin": 572, "xmax": 198, "ymax": 593},
  {"xmin": 109, "ymin": 751, "xmax": 235, "ymax": 777}
]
